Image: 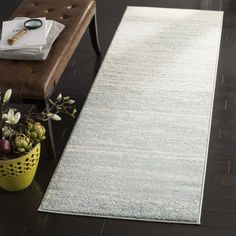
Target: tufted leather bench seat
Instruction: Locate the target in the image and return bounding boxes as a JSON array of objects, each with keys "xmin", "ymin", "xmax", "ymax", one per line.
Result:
[
  {"xmin": 0, "ymin": 0, "xmax": 100, "ymax": 159},
  {"xmin": 0, "ymin": 0, "xmax": 100, "ymax": 99}
]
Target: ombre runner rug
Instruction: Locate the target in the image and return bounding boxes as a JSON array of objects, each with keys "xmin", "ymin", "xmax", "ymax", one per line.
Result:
[{"xmin": 39, "ymin": 6, "xmax": 223, "ymax": 224}]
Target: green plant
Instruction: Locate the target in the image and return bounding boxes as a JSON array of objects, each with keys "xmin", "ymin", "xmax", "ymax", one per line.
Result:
[{"xmin": 0, "ymin": 89, "xmax": 77, "ymax": 159}]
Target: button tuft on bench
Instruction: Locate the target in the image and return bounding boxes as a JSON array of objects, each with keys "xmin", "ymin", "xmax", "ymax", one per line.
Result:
[
  {"xmin": 67, "ymin": 4, "xmax": 78, "ymax": 9},
  {"xmin": 30, "ymin": 68, "xmax": 36, "ymax": 73},
  {"xmin": 32, "ymin": 2, "xmax": 40, "ymax": 6},
  {"xmin": 44, "ymin": 9, "xmax": 54, "ymax": 13},
  {"xmin": 59, "ymin": 14, "xmax": 71, "ymax": 20}
]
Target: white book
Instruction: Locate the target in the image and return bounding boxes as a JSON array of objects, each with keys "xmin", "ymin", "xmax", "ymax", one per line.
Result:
[
  {"xmin": 17, "ymin": 19, "xmax": 53, "ymax": 51},
  {"xmin": 0, "ymin": 17, "xmax": 47, "ymax": 50}
]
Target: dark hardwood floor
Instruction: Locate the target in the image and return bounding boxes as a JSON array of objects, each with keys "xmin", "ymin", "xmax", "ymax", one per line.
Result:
[{"xmin": 1, "ymin": 0, "xmax": 236, "ymax": 235}]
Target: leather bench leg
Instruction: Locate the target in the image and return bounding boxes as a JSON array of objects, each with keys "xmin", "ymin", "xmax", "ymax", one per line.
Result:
[{"xmin": 89, "ymin": 13, "xmax": 101, "ymax": 56}]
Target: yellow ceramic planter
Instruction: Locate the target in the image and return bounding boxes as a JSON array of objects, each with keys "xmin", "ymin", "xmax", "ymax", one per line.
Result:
[{"xmin": 0, "ymin": 143, "xmax": 41, "ymax": 191}]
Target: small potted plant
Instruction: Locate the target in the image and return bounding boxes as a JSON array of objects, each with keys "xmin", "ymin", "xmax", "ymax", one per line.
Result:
[{"xmin": 0, "ymin": 89, "xmax": 77, "ymax": 191}]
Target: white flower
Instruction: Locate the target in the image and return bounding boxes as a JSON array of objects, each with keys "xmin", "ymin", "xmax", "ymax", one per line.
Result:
[
  {"xmin": 56, "ymin": 93, "xmax": 62, "ymax": 102},
  {"xmin": 2, "ymin": 109, "xmax": 21, "ymax": 125},
  {"xmin": 3, "ymin": 89, "xmax": 12, "ymax": 104}
]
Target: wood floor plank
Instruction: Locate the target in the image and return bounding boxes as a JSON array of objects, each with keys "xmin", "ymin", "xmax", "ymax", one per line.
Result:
[
  {"xmin": 204, "ymin": 185, "xmax": 236, "ymax": 200},
  {"xmin": 207, "ymin": 160, "xmax": 229, "ymax": 174},
  {"xmin": 43, "ymin": 215, "xmax": 105, "ymax": 234},
  {"xmin": 205, "ymin": 173, "xmax": 236, "ymax": 186},
  {"xmin": 203, "ymin": 197, "xmax": 236, "ymax": 214},
  {"xmin": 201, "ymin": 212, "xmax": 236, "ymax": 228}
]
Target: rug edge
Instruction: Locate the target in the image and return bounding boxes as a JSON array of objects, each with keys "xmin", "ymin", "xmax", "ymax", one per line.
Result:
[
  {"xmin": 126, "ymin": 5, "xmax": 224, "ymax": 14},
  {"xmin": 197, "ymin": 10, "xmax": 224, "ymax": 224},
  {"xmin": 37, "ymin": 207, "xmax": 201, "ymax": 225}
]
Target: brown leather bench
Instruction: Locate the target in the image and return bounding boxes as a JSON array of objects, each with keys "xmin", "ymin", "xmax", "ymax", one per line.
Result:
[{"xmin": 0, "ymin": 0, "xmax": 100, "ymax": 158}]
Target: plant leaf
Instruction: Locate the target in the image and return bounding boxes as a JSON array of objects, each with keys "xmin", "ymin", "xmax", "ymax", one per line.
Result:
[{"xmin": 63, "ymin": 96, "xmax": 70, "ymax": 101}]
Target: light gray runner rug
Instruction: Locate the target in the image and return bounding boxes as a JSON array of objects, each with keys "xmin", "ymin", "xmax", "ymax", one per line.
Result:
[{"xmin": 39, "ymin": 7, "xmax": 223, "ymax": 224}]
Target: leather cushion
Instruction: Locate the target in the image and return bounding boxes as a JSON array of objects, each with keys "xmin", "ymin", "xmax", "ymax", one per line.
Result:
[{"xmin": 0, "ymin": 0, "xmax": 96, "ymax": 99}]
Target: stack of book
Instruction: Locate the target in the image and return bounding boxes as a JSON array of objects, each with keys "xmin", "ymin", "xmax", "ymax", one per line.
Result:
[{"xmin": 0, "ymin": 17, "xmax": 64, "ymax": 61}]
